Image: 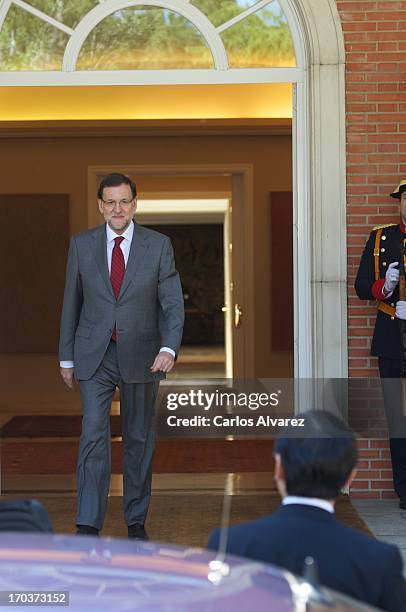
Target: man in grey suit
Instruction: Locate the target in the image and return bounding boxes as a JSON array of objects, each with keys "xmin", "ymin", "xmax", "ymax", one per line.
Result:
[{"xmin": 59, "ymin": 173, "xmax": 184, "ymax": 539}]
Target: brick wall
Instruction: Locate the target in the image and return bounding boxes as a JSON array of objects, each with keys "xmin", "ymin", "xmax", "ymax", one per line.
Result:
[
  {"xmin": 352, "ymin": 439, "xmax": 396, "ymax": 499},
  {"xmin": 336, "ymin": 0, "xmax": 406, "ymax": 497}
]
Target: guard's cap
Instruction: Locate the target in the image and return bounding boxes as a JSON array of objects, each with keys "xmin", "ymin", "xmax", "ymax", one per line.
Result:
[{"xmin": 390, "ymin": 180, "xmax": 406, "ymax": 199}]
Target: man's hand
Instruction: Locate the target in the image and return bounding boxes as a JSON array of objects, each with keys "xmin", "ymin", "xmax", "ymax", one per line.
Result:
[
  {"xmin": 60, "ymin": 367, "xmax": 77, "ymax": 390},
  {"xmin": 384, "ymin": 261, "xmax": 400, "ymax": 294},
  {"xmin": 150, "ymin": 350, "xmax": 175, "ymax": 373},
  {"xmin": 396, "ymin": 301, "xmax": 406, "ymax": 320}
]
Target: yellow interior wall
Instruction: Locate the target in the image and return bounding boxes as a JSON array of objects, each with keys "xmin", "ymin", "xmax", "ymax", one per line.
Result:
[
  {"xmin": 0, "ymin": 83, "xmax": 292, "ymax": 121},
  {"xmin": 0, "ymin": 131, "xmax": 292, "ymax": 376}
]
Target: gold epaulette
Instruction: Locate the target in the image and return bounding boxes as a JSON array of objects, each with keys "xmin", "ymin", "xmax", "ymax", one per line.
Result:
[{"xmin": 373, "ymin": 223, "xmax": 397, "ymax": 230}]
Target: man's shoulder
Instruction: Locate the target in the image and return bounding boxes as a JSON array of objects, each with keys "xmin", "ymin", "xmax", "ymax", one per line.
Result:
[
  {"xmin": 334, "ymin": 518, "xmax": 401, "ymax": 562},
  {"xmin": 259, "ymin": 505, "xmax": 396, "ymax": 559},
  {"xmin": 370, "ymin": 223, "xmax": 399, "ymax": 236},
  {"xmin": 360, "ymin": 223, "xmax": 399, "ymax": 250},
  {"xmin": 208, "ymin": 514, "xmax": 274, "ymax": 550},
  {"xmin": 72, "ymin": 225, "xmax": 102, "ymax": 242},
  {"xmin": 251, "ymin": 509, "xmax": 400, "ymax": 565},
  {"xmin": 226, "ymin": 514, "xmax": 279, "ymax": 542},
  {"xmin": 224, "ymin": 505, "xmax": 326, "ymax": 538},
  {"xmin": 136, "ymin": 224, "xmax": 170, "ymax": 244},
  {"xmin": 70, "ymin": 223, "xmax": 171, "ymax": 245}
]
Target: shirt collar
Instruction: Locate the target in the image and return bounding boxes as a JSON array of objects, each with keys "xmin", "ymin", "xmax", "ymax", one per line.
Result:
[
  {"xmin": 106, "ymin": 220, "xmax": 134, "ymax": 244},
  {"xmin": 282, "ymin": 496, "xmax": 334, "ymax": 514}
]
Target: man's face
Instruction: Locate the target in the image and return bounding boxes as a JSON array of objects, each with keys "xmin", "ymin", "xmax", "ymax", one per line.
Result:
[
  {"xmin": 400, "ymin": 191, "xmax": 406, "ymax": 224},
  {"xmin": 98, "ymin": 183, "xmax": 137, "ymax": 234}
]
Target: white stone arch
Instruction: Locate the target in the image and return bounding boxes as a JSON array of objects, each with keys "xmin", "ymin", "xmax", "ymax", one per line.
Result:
[
  {"xmin": 63, "ymin": 0, "xmax": 229, "ymax": 71},
  {"xmin": 285, "ymin": 0, "xmax": 347, "ymax": 378}
]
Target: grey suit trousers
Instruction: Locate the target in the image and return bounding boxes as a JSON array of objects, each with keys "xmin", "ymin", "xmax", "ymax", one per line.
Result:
[{"xmin": 76, "ymin": 340, "xmax": 158, "ymax": 530}]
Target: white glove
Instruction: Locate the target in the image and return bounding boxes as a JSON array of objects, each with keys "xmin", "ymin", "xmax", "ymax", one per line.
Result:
[
  {"xmin": 384, "ymin": 261, "xmax": 399, "ymax": 294},
  {"xmin": 396, "ymin": 301, "xmax": 406, "ymax": 320}
]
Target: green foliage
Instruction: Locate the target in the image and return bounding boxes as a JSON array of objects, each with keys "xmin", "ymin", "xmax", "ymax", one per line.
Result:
[
  {"xmin": 78, "ymin": 8, "xmax": 213, "ymax": 69},
  {"xmin": 192, "ymin": 0, "xmax": 245, "ymax": 27},
  {"xmin": 0, "ymin": 0, "xmax": 97, "ymax": 70},
  {"xmin": 0, "ymin": 0, "xmax": 295, "ymax": 71},
  {"xmin": 222, "ymin": 8, "xmax": 295, "ymax": 67}
]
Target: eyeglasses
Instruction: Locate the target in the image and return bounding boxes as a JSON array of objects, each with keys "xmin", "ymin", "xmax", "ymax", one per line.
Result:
[{"xmin": 101, "ymin": 198, "xmax": 134, "ymax": 209}]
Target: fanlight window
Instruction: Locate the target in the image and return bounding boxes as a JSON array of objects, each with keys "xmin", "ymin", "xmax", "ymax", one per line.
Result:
[
  {"xmin": 0, "ymin": 0, "xmax": 297, "ymax": 82},
  {"xmin": 77, "ymin": 7, "xmax": 214, "ymax": 70}
]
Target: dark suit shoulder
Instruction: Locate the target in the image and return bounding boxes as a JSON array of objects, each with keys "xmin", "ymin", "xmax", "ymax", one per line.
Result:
[
  {"xmin": 208, "ymin": 514, "xmax": 277, "ymax": 553},
  {"xmin": 335, "ymin": 519, "xmax": 398, "ymax": 557},
  {"xmin": 276, "ymin": 506, "xmax": 403, "ymax": 572},
  {"xmin": 214, "ymin": 505, "xmax": 400, "ymax": 562},
  {"xmin": 209, "ymin": 506, "xmax": 406, "ymax": 611}
]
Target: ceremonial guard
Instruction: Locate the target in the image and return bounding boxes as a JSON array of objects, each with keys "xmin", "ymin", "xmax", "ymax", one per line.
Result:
[{"xmin": 355, "ymin": 179, "xmax": 406, "ymax": 509}]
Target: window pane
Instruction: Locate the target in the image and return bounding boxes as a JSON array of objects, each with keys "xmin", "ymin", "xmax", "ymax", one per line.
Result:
[
  {"xmin": 21, "ymin": 0, "xmax": 98, "ymax": 29},
  {"xmin": 0, "ymin": 4, "xmax": 68, "ymax": 70},
  {"xmin": 221, "ymin": 2, "xmax": 296, "ymax": 68},
  {"xmin": 191, "ymin": 0, "xmax": 263, "ymax": 28},
  {"xmin": 77, "ymin": 7, "xmax": 213, "ymax": 70}
]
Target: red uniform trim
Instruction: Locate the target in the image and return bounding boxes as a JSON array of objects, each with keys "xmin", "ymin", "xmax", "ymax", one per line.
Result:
[{"xmin": 372, "ymin": 278, "xmax": 387, "ymax": 301}]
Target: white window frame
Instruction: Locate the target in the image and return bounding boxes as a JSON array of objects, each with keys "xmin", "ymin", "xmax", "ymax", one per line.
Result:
[{"xmin": 0, "ymin": 0, "xmax": 301, "ymax": 85}]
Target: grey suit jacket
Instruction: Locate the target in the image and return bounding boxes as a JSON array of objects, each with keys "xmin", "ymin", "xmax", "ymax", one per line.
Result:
[{"xmin": 59, "ymin": 222, "xmax": 184, "ymax": 383}]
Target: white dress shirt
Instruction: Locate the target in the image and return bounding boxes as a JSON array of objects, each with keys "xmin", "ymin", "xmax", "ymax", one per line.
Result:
[
  {"xmin": 282, "ymin": 495, "xmax": 334, "ymax": 514},
  {"xmin": 60, "ymin": 222, "xmax": 175, "ymax": 368}
]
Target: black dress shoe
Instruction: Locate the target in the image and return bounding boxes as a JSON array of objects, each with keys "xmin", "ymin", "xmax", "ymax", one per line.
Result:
[
  {"xmin": 76, "ymin": 524, "xmax": 99, "ymax": 536},
  {"xmin": 399, "ymin": 499, "xmax": 406, "ymax": 510},
  {"xmin": 128, "ymin": 524, "xmax": 148, "ymax": 540}
]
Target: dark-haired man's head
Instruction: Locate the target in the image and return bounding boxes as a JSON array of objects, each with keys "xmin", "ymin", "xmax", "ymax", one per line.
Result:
[
  {"xmin": 274, "ymin": 410, "xmax": 358, "ymax": 502},
  {"xmin": 97, "ymin": 173, "xmax": 138, "ymax": 235},
  {"xmin": 97, "ymin": 173, "xmax": 137, "ymax": 200}
]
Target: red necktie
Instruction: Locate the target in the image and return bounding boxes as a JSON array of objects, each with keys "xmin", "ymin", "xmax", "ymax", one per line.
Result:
[{"xmin": 110, "ymin": 236, "xmax": 125, "ymax": 341}]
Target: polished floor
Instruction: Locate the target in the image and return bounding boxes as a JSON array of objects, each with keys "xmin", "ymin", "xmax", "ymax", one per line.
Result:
[
  {"xmin": 0, "ymin": 346, "xmax": 272, "ymax": 497},
  {"xmin": 0, "ymin": 348, "xmax": 394, "ymax": 569},
  {"xmin": 0, "ymin": 346, "xmax": 274, "ymax": 485},
  {"xmin": 0, "ymin": 490, "xmax": 370, "ymax": 548},
  {"xmin": 2, "ymin": 432, "xmax": 276, "ymax": 476}
]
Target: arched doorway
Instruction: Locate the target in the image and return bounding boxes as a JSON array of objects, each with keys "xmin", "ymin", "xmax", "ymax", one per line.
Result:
[{"xmin": 0, "ymin": 0, "xmax": 347, "ymax": 378}]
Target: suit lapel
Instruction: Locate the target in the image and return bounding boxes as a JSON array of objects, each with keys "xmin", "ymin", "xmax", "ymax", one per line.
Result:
[
  {"xmin": 93, "ymin": 224, "xmax": 115, "ymax": 299},
  {"xmin": 118, "ymin": 222, "xmax": 150, "ymax": 300}
]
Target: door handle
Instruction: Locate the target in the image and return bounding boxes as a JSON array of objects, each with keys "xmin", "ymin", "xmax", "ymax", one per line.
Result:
[{"xmin": 234, "ymin": 304, "xmax": 243, "ymax": 328}]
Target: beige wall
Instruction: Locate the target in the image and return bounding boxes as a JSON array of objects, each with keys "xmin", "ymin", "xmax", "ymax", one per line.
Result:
[{"xmin": 1, "ymin": 131, "xmax": 292, "ymax": 376}]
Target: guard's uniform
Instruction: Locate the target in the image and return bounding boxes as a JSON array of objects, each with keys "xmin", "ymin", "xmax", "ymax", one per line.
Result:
[
  {"xmin": 355, "ymin": 217, "xmax": 406, "ymax": 501},
  {"xmin": 355, "ymin": 223, "xmax": 402, "ymax": 359}
]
